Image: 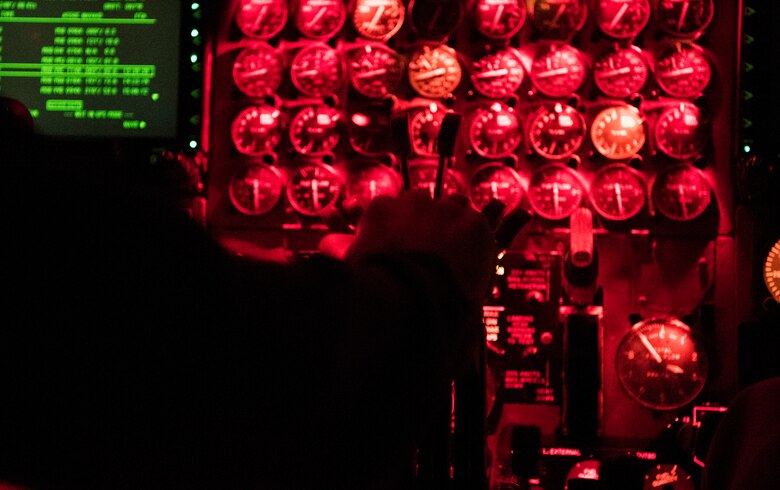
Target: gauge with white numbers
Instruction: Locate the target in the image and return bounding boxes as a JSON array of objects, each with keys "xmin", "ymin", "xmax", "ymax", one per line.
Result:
[
  {"xmin": 409, "ymin": 103, "xmax": 446, "ymax": 157},
  {"xmin": 764, "ymin": 239, "xmax": 780, "ymax": 303},
  {"xmin": 530, "ymin": 44, "xmax": 587, "ymax": 98},
  {"xmin": 527, "ymin": 164, "xmax": 585, "ymax": 220},
  {"xmin": 654, "ymin": 44, "xmax": 711, "ymax": 99},
  {"xmin": 347, "ymin": 164, "xmax": 402, "ymax": 209},
  {"xmin": 528, "ymin": 103, "xmax": 586, "ymax": 160},
  {"xmin": 591, "ymin": 105, "xmax": 646, "ymax": 160},
  {"xmin": 408, "ymin": 0, "xmax": 463, "ymax": 41},
  {"xmin": 656, "ymin": 0, "xmax": 714, "ymax": 38},
  {"xmin": 294, "ymin": 0, "xmax": 347, "ymax": 39},
  {"xmin": 409, "ymin": 164, "xmax": 463, "ymax": 198},
  {"xmin": 655, "ymin": 102, "xmax": 707, "ymax": 160},
  {"xmin": 236, "ymin": 0, "xmax": 289, "ymax": 39},
  {"xmin": 593, "ymin": 46, "xmax": 648, "ymax": 98},
  {"xmin": 291, "ymin": 43, "xmax": 345, "ymax": 97},
  {"xmin": 473, "ymin": 0, "xmax": 526, "ymax": 39},
  {"xmin": 651, "ymin": 164, "xmax": 712, "ymax": 221},
  {"xmin": 469, "ymin": 163, "xmax": 525, "ymax": 212},
  {"xmin": 529, "ymin": 0, "xmax": 587, "ymax": 39},
  {"xmin": 286, "ymin": 162, "xmax": 342, "ymax": 216},
  {"xmin": 596, "ymin": 0, "xmax": 650, "ymax": 39},
  {"xmin": 231, "ymin": 105, "xmax": 284, "ymax": 156},
  {"xmin": 290, "ymin": 105, "xmax": 342, "ymax": 155},
  {"xmin": 469, "ymin": 102, "xmax": 522, "ymax": 158},
  {"xmin": 590, "ymin": 163, "xmax": 647, "ymax": 220},
  {"xmin": 470, "ymin": 48, "xmax": 525, "ymax": 99},
  {"xmin": 229, "ymin": 163, "xmax": 285, "ymax": 215},
  {"xmin": 408, "ymin": 44, "xmax": 462, "ymax": 99},
  {"xmin": 352, "ymin": 0, "xmax": 405, "ymax": 40},
  {"xmin": 232, "ymin": 43, "xmax": 284, "ymax": 97},
  {"xmin": 348, "ymin": 43, "xmax": 404, "ymax": 99}
]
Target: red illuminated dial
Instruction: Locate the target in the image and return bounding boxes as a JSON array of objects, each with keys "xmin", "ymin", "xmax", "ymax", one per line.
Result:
[
  {"xmin": 352, "ymin": 0, "xmax": 405, "ymax": 41},
  {"xmin": 236, "ymin": 0, "xmax": 289, "ymax": 40},
  {"xmin": 408, "ymin": 0, "xmax": 463, "ymax": 41},
  {"xmin": 528, "ymin": 163, "xmax": 585, "ymax": 220},
  {"xmin": 655, "ymin": 102, "xmax": 707, "ymax": 160},
  {"xmin": 348, "ymin": 43, "xmax": 404, "ymax": 99},
  {"xmin": 231, "ymin": 105, "xmax": 283, "ymax": 156},
  {"xmin": 530, "ymin": 44, "xmax": 587, "ymax": 98},
  {"xmin": 409, "ymin": 103, "xmax": 446, "ymax": 157},
  {"xmin": 286, "ymin": 162, "xmax": 343, "ymax": 216},
  {"xmin": 591, "ymin": 105, "xmax": 646, "ymax": 160},
  {"xmin": 589, "ymin": 163, "xmax": 647, "ymax": 220},
  {"xmin": 654, "ymin": 44, "xmax": 711, "ymax": 99},
  {"xmin": 346, "ymin": 164, "xmax": 402, "ymax": 208},
  {"xmin": 348, "ymin": 107, "xmax": 393, "ymax": 154},
  {"xmin": 593, "ymin": 46, "xmax": 648, "ymax": 99},
  {"xmin": 409, "ymin": 164, "xmax": 463, "ymax": 198},
  {"xmin": 651, "ymin": 164, "xmax": 712, "ymax": 221},
  {"xmin": 469, "ymin": 163, "xmax": 525, "ymax": 212},
  {"xmin": 596, "ymin": 0, "xmax": 650, "ymax": 39},
  {"xmin": 528, "ymin": 103, "xmax": 586, "ymax": 160},
  {"xmin": 470, "ymin": 48, "xmax": 525, "ymax": 99},
  {"xmin": 473, "ymin": 0, "xmax": 526, "ymax": 39},
  {"xmin": 656, "ymin": 0, "xmax": 714, "ymax": 38},
  {"xmin": 290, "ymin": 105, "xmax": 342, "ymax": 155},
  {"xmin": 294, "ymin": 0, "xmax": 347, "ymax": 39},
  {"xmin": 469, "ymin": 102, "xmax": 522, "ymax": 158},
  {"xmin": 229, "ymin": 163, "xmax": 285, "ymax": 215},
  {"xmin": 291, "ymin": 43, "xmax": 345, "ymax": 97},
  {"xmin": 408, "ymin": 44, "xmax": 462, "ymax": 99},
  {"xmin": 530, "ymin": 0, "xmax": 587, "ymax": 40},
  {"xmin": 232, "ymin": 43, "xmax": 284, "ymax": 97}
]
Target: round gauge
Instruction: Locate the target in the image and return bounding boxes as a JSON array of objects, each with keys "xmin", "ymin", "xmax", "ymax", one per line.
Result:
[
  {"xmin": 764, "ymin": 238, "xmax": 780, "ymax": 303},
  {"xmin": 590, "ymin": 163, "xmax": 647, "ymax": 220},
  {"xmin": 642, "ymin": 464, "xmax": 695, "ymax": 490},
  {"xmin": 593, "ymin": 46, "xmax": 649, "ymax": 99},
  {"xmin": 294, "ymin": 0, "xmax": 347, "ymax": 40},
  {"xmin": 617, "ymin": 317, "xmax": 708, "ymax": 410},
  {"xmin": 347, "ymin": 164, "xmax": 402, "ymax": 209},
  {"xmin": 409, "ymin": 103, "xmax": 446, "ymax": 157},
  {"xmin": 596, "ymin": 0, "xmax": 650, "ymax": 39},
  {"xmin": 469, "ymin": 102, "xmax": 523, "ymax": 158},
  {"xmin": 289, "ymin": 105, "xmax": 342, "ymax": 155},
  {"xmin": 651, "ymin": 164, "xmax": 712, "ymax": 221},
  {"xmin": 286, "ymin": 162, "xmax": 342, "ymax": 216},
  {"xmin": 527, "ymin": 164, "xmax": 585, "ymax": 220},
  {"xmin": 236, "ymin": 0, "xmax": 289, "ymax": 40},
  {"xmin": 352, "ymin": 0, "xmax": 405, "ymax": 40},
  {"xmin": 655, "ymin": 102, "xmax": 707, "ymax": 160},
  {"xmin": 408, "ymin": 0, "xmax": 463, "ymax": 41},
  {"xmin": 407, "ymin": 44, "xmax": 462, "ymax": 99},
  {"xmin": 469, "ymin": 163, "xmax": 525, "ymax": 212},
  {"xmin": 529, "ymin": 0, "xmax": 587, "ymax": 40},
  {"xmin": 232, "ymin": 43, "xmax": 284, "ymax": 98},
  {"xmin": 229, "ymin": 163, "xmax": 285, "ymax": 215},
  {"xmin": 654, "ymin": 44, "xmax": 711, "ymax": 99},
  {"xmin": 348, "ymin": 43, "xmax": 404, "ymax": 99},
  {"xmin": 348, "ymin": 107, "xmax": 393, "ymax": 154},
  {"xmin": 473, "ymin": 0, "xmax": 526, "ymax": 39},
  {"xmin": 231, "ymin": 105, "xmax": 284, "ymax": 156},
  {"xmin": 530, "ymin": 44, "xmax": 587, "ymax": 98},
  {"xmin": 470, "ymin": 48, "xmax": 525, "ymax": 99},
  {"xmin": 409, "ymin": 164, "xmax": 463, "ymax": 198},
  {"xmin": 656, "ymin": 0, "xmax": 714, "ymax": 38},
  {"xmin": 591, "ymin": 105, "xmax": 646, "ymax": 160},
  {"xmin": 528, "ymin": 103, "xmax": 586, "ymax": 160},
  {"xmin": 291, "ymin": 43, "xmax": 345, "ymax": 97}
]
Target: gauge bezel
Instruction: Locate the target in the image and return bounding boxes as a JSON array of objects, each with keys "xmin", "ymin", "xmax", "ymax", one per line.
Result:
[
  {"xmin": 589, "ymin": 163, "xmax": 647, "ymax": 221},
  {"xmin": 408, "ymin": 0, "xmax": 464, "ymax": 41},
  {"xmin": 529, "ymin": 44, "xmax": 587, "ymax": 98},
  {"xmin": 595, "ymin": 0, "xmax": 651, "ymax": 39},
  {"xmin": 351, "ymin": 0, "xmax": 406, "ymax": 41},
  {"xmin": 656, "ymin": 0, "xmax": 714, "ymax": 38},
  {"xmin": 590, "ymin": 104, "xmax": 646, "ymax": 160},
  {"xmin": 232, "ymin": 42, "xmax": 285, "ymax": 98},
  {"xmin": 286, "ymin": 162, "xmax": 343, "ymax": 216},
  {"xmin": 527, "ymin": 104, "xmax": 587, "ymax": 160},
  {"xmin": 529, "ymin": 0, "xmax": 588, "ymax": 40},
  {"xmin": 348, "ymin": 43, "xmax": 405, "ymax": 99},
  {"xmin": 231, "ymin": 105, "xmax": 284, "ymax": 156},
  {"xmin": 290, "ymin": 43, "xmax": 346, "ymax": 97},
  {"xmin": 654, "ymin": 43, "xmax": 712, "ymax": 99},
  {"xmin": 470, "ymin": 48, "xmax": 526, "ymax": 99},
  {"xmin": 592, "ymin": 45, "xmax": 649, "ymax": 99},
  {"xmin": 651, "ymin": 164, "xmax": 712, "ymax": 221},
  {"xmin": 468, "ymin": 103, "xmax": 523, "ymax": 158},
  {"xmin": 408, "ymin": 163, "xmax": 464, "ymax": 198},
  {"xmin": 472, "ymin": 0, "xmax": 527, "ymax": 40},
  {"xmin": 764, "ymin": 239, "xmax": 780, "ymax": 303},
  {"xmin": 294, "ymin": 0, "xmax": 348, "ymax": 40},
  {"xmin": 235, "ymin": 0, "xmax": 289, "ymax": 40},
  {"xmin": 469, "ymin": 162, "xmax": 525, "ymax": 212},
  {"xmin": 346, "ymin": 163, "xmax": 403, "ymax": 209},
  {"xmin": 527, "ymin": 163, "xmax": 586, "ymax": 220},
  {"xmin": 654, "ymin": 102, "xmax": 707, "ymax": 160},
  {"xmin": 407, "ymin": 44, "xmax": 463, "ymax": 99},
  {"xmin": 289, "ymin": 105, "xmax": 342, "ymax": 156},
  {"xmin": 229, "ymin": 163, "xmax": 285, "ymax": 216}
]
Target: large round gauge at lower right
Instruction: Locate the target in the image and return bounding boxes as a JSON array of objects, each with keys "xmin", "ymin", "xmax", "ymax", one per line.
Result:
[
  {"xmin": 651, "ymin": 165, "xmax": 712, "ymax": 221},
  {"xmin": 286, "ymin": 162, "xmax": 343, "ymax": 216},
  {"xmin": 654, "ymin": 102, "xmax": 707, "ymax": 160},
  {"xmin": 590, "ymin": 163, "xmax": 647, "ymax": 221},
  {"xmin": 527, "ymin": 163, "xmax": 585, "ymax": 220}
]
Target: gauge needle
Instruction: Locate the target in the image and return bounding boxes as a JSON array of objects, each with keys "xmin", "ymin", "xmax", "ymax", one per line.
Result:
[
  {"xmin": 367, "ymin": 5, "xmax": 385, "ymax": 28},
  {"xmin": 600, "ymin": 67, "xmax": 631, "ymax": 78},
  {"xmin": 312, "ymin": 179, "xmax": 320, "ymax": 210},
  {"xmin": 608, "ymin": 3, "xmax": 629, "ymax": 31},
  {"xmin": 638, "ymin": 332, "xmax": 664, "ymax": 364},
  {"xmin": 252, "ymin": 5, "xmax": 269, "ymax": 31},
  {"xmin": 490, "ymin": 4, "xmax": 505, "ymax": 32},
  {"xmin": 678, "ymin": 1, "xmax": 690, "ymax": 32},
  {"xmin": 666, "ymin": 364, "xmax": 685, "ymax": 374},
  {"xmin": 678, "ymin": 184, "xmax": 689, "ymax": 219},
  {"xmin": 535, "ymin": 67, "xmax": 570, "ymax": 78},
  {"xmin": 491, "ymin": 181, "xmax": 499, "ymax": 199},
  {"xmin": 614, "ymin": 183, "xmax": 625, "ymax": 216},
  {"xmin": 661, "ymin": 67, "xmax": 694, "ymax": 78},
  {"xmin": 369, "ymin": 180, "xmax": 377, "ymax": 199},
  {"xmin": 475, "ymin": 68, "xmax": 510, "ymax": 79},
  {"xmin": 297, "ymin": 69, "xmax": 320, "ymax": 77},
  {"xmin": 414, "ymin": 67, "xmax": 447, "ymax": 81},
  {"xmin": 239, "ymin": 68, "xmax": 268, "ymax": 78},
  {"xmin": 551, "ymin": 4, "xmax": 567, "ymax": 27},
  {"xmin": 306, "ymin": 7, "xmax": 327, "ymax": 29},
  {"xmin": 553, "ymin": 182, "xmax": 560, "ymax": 215},
  {"xmin": 356, "ymin": 68, "xmax": 388, "ymax": 79},
  {"xmin": 251, "ymin": 180, "xmax": 261, "ymax": 210}
]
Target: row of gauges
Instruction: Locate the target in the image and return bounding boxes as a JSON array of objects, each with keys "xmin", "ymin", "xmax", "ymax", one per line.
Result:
[
  {"xmin": 230, "ymin": 160, "xmax": 712, "ymax": 222},
  {"xmin": 235, "ymin": 0, "xmax": 714, "ymax": 42}
]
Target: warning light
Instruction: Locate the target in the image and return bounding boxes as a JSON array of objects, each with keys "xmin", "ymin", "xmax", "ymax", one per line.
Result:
[
  {"xmin": 744, "ymin": 145, "xmax": 751, "ymax": 153},
  {"xmin": 191, "ymin": 29, "xmax": 200, "ymax": 37},
  {"xmin": 190, "ymin": 54, "xmax": 199, "ymax": 63},
  {"xmin": 191, "ymin": 3, "xmax": 200, "ymax": 10},
  {"xmin": 351, "ymin": 113, "xmax": 370, "ymax": 127},
  {"xmin": 189, "ymin": 140, "xmax": 198, "ymax": 149}
]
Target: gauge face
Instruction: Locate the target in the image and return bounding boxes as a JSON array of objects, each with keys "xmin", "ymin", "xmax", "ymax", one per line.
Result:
[
  {"xmin": 232, "ymin": 43, "xmax": 284, "ymax": 97},
  {"xmin": 291, "ymin": 43, "xmax": 345, "ymax": 97},
  {"xmin": 593, "ymin": 46, "xmax": 648, "ymax": 98},
  {"xmin": 591, "ymin": 105, "xmax": 646, "ymax": 160},
  {"xmin": 469, "ymin": 103, "xmax": 523, "ymax": 158},
  {"xmin": 528, "ymin": 103, "xmax": 586, "ymax": 160},
  {"xmin": 469, "ymin": 163, "xmax": 525, "ymax": 212},
  {"xmin": 409, "ymin": 164, "xmax": 463, "ymax": 198},
  {"xmin": 236, "ymin": 0, "xmax": 289, "ymax": 39},
  {"xmin": 352, "ymin": 0, "xmax": 405, "ymax": 40},
  {"xmin": 596, "ymin": 0, "xmax": 650, "ymax": 39},
  {"xmin": 654, "ymin": 44, "xmax": 711, "ymax": 99},
  {"xmin": 286, "ymin": 162, "xmax": 342, "ymax": 216},
  {"xmin": 652, "ymin": 165, "xmax": 712, "ymax": 221},
  {"xmin": 530, "ymin": 44, "xmax": 587, "ymax": 98},
  {"xmin": 348, "ymin": 43, "xmax": 404, "ymax": 99},
  {"xmin": 470, "ymin": 49, "xmax": 525, "ymax": 99},
  {"xmin": 656, "ymin": 0, "xmax": 714, "ymax": 38},
  {"xmin": 409, "ymin": 0, "xmax": 463, "ymax": 41},
  {"xmin": 530, "ymin": 0, "xmax": 587, "ymax": 39},
  {"xmin": 527, "ymin": 164, "xmax": 585, "ymax": 220},
  {"xmin": 231, "ymin": 105, "xmax": 283, "ymax": 156},
  {"xmin": 409, "ymin": 103, "xmax": 446, "ymax": 157},
  {"xmin": 590, "ymin": 163, "xmax": 647, "ymax": 220},
  {"xmin": 348, "ymin": 107, "xmax": 393, "ymax": 154},
  {"xmin": 408, "ymin": 44, "xmax": 462, "ymax": 99},
  {"xmin": 617, "ymin": 317, "xmax": 708, "ymax": 410},
  {"xmin": 294, "ymin": 0, "xmax": 347, "ymax": 39},
  {"xmin": 655, "ymin": 102, "xmax": 707, "ymax": 160},
  {"xmin": 642, "ymin": 464, "xmax": 695, "ymax": 490},
  {"xmin": 229, "ymin": 163, "xmax": 285, "ymax": 215},
  {"xmin": 764, "ymin": 239, "xmax": 780, "ymax": 303},
  {"xmin": 473, "ymin": 0, "xmax": 526, "ymax": 39},
  {"xmin": 290, "ymin": 105, "xmax": 342, "ymax": 155},
  {"xmin": 347, "ymin": 164, "xmax": 402, "ymax": 209}
]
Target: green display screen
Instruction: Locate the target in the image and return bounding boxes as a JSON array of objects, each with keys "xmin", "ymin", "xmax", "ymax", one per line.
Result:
[{"xmin": 0, "ymin": 1, "xmax": 182, "ymax": 138}]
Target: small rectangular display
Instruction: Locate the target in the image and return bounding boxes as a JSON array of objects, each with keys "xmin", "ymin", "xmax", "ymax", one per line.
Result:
[{"xmin": 0, "ymin": 1, "xmax": 182, "ymax": 138}]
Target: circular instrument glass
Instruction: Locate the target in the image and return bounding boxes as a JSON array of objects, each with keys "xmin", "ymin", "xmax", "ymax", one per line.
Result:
[
  {"xmin": 651, "ymin": 164, "xmax": 712, "ymax": 221},
  {"xmin": 617, "ymin": 317, "xmax": 708, "ymax": 410},
  {"xmin": 236, "ymin": 0, "xmax": 289, "ymax": 39},
  {"xmin": 348, "ymin": 106, "xmax": 393, "ymax": 154},
  {"xmin": 408, "ymin": 0, "xmax": 463, "ymax": 41},
  {"xmin": 346, "ymin": 164, "xmax": 402, "ymax": 209},
  {"xmin": 589, "ymin": 163, "xmax": 647, "ymax": 220},
  {"xmin": 528, "ymin": 103, "xmax": 586, "ymax": 160},
  {"xmin": 408, "ymin": 44, "xmax": 462, "ymax": 99},
  {"xmin": 656, "ymin": 0, "xmax": 714, "ymax": 38},
  {"xmin": 352, "ymin": 0, "xmax": 405, "ymax": 40},
  {"xmin": 289, "ymin": 105, "xmax": 342, "ymax": 155},
  {"xmin": 473, "ymin": 0, "xmax": 526, "ymax": 39},
  {"xmin": 409, "ymin": 103, "xmax": 446, "ymax": 157},
  {"xmin": 470, "ymin": 48, "xmax": 525, "ymax": 99},
  {"xmin": 655, "ymin": 102, "xmax": 707, "ymax": 160},
  {"xmin": 231, "ymin": 105, "xmax": 284, "ymax": 156},
  {"xmin": 286, "ymin": 162, "xmax": 342, "ymax": 216},
  {"xmin": 409, "ymin": 164, "xmax": 463, "ymax": 198},
  {"xmin": 348, "ymin": 43, "xmax": 404, "ymax": 99},
  {"xmin": 593, "ymin": 46, "xmax": 648, "ymax": 98},
  {"xmin": 469, "ymin": 163, "xmax": 525, "ymax": 212},
  {"xmin": 291, "ymin": 43, "xmax": 345, "ymax": 97},
  {"xmin": 642, "ymin": 464, "xmax": 695, "ymax": 490},
  {"xmin": 530, "ymin": 0, "xmax": 587, "ymax": 40},
  {"xmin": 654, "ymin": 44, "xmax": 711, "ymax": 99},
  {"xmin": 294, "ymin": 0, "xmax": 347, "ymax": 39},
  {"xmin": 232, "ymin": 43, "xmax": 284, "ymax": 97},
  {"xmin": 596, "ymin": 0, "xmax": 650, "ymax": 39},
  {"xmin": 591, "ymin": 105, "xmax": 646, "ymax": 160},
  {"xmin": 530, "ymin": 44, "xmax": 587, "ymax": 98},
  {"xmin": 527, "ymin": 163, "xmax": 585, "ymax": 220},
  {"xmin": 229, "ymin": 163, "xmax": 285, "ymax": 215},
  {"xmin": 764, "ymin": 238, "xmax": 780, "ymax": 303},
  {"xmin": 469, "ymin": 102, "xmax": 523, "ymax": 158}
]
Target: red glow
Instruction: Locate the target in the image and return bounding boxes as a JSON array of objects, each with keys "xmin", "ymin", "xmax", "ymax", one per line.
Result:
[{"xmin": 351, "ymin": 113, "xmax": 370, "ymax": 127}]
